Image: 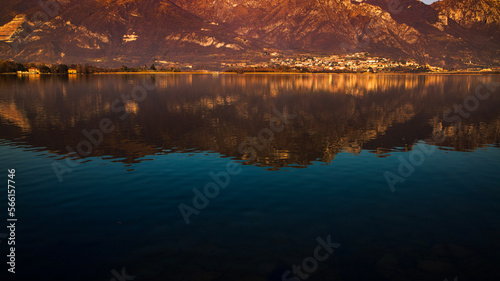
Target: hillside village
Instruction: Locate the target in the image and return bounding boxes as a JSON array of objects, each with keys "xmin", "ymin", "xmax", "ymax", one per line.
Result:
[
  {"xmin": 220, "ymin": 52, "xmax": 500, "ymax": 73},
  {"xmin": 222, "ymin": 52, "xmax": 454, "ymax": 73},
  {"xmin": 268, "ymin": 53, "xmax": 433, "ymax": 72}
]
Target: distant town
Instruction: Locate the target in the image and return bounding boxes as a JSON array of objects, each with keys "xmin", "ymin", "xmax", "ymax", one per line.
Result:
[
  {"xmin": 220, "ymin": 52, "xmax": 499, "ymax": 73},
  {"xmin": 1, "ymin": 52, "xmax": 499, "ymax": 74}
]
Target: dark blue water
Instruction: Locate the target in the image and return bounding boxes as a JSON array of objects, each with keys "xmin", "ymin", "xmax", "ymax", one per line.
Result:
[{"xmin": 0, "ymin": 74, "xmax": 499, "ymax": 281}]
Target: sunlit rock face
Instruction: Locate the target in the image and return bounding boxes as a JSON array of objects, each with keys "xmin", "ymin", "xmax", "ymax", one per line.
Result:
[
  {"xmin": 0, "ymin": 0, "xmax": 498, "ymax": 68},
  {"xmin": 0, "ymin": 15, "xmax": 27, "ymax": 42},
  {"xmin": 433, "ymin": 0, "xmax": 500, "ymax": 27}
]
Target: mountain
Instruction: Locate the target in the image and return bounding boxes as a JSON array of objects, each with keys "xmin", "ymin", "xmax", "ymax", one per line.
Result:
[
  {"xmin": 0, "ymin": 0, "xmax": 264, "ymax": 67},
  {"xmin": 433, "ymin": 0, "xmax": 500, "ymax": 27},
  {"xmin": 0, "ymin": 0, "xmax": 498, "ymax": 68}
]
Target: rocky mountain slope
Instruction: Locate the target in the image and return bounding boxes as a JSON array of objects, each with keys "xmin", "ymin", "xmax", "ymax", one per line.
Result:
[{"xmin": 0, "ymin": 0, "xmax": 498, "ymax": 68}]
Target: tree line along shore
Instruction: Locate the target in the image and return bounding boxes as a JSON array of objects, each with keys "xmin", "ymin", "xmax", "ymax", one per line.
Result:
[{"xmin": 1, "ymin": 60, "xmax": 499, "ymax": 75}]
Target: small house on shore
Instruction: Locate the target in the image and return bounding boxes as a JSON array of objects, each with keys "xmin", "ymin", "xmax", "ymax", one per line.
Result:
[
  {"xmin": 17, "ymin": 68, "xmax": 39, "ymax": 75},
  {"xmin": 68, "ymin": 68, "xmax": 77, "ymax": 74},
  {"xmin": 28, "ymin": 68, "xmax": 39, "ymax": 74}
]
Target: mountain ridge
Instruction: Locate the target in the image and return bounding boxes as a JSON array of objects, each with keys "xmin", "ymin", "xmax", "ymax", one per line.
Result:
[{"xmin": 0, "ymin": 0, "xmax": 498, "ymax": 68}]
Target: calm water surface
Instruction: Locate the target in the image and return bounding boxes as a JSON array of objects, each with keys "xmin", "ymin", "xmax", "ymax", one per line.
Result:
[{"xmin": 0, "ymin": 74, "xmax": 499, "ymax": 281}]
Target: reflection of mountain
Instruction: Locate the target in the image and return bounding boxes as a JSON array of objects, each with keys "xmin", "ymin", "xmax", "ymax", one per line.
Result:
[
  {"xmin": 0, "ymin": 74, "xmax": 499, "ymax": 168},
  {"xmin": 0, "ymin": 100, "xmax": 31, "ymax": 132}
]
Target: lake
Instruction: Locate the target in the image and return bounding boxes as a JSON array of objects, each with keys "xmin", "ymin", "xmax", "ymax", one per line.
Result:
[{"xmin": 0, "ymin": 74, "xmax": 499, "ymax": 281}]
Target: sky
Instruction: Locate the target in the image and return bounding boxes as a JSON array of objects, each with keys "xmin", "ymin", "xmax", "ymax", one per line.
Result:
[{"xmin": 421, "ymin": 0, "xmax": 439, "ymax": 4}]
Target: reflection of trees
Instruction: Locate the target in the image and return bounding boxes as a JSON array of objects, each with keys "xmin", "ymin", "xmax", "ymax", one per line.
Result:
[{"xmin": 0, "ymin": 74, "xmax": 499, "ymax": 168}]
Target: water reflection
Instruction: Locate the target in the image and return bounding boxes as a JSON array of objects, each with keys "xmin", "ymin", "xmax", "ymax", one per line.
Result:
[{"xmin": 0, "ymin": 74, "xmax": 499, "ymax": 168}]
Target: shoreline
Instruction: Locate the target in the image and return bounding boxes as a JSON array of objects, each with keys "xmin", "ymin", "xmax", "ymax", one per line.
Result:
[{"xmin": 2, "ymin": 71, "xmax": 499, "ymax": 75}]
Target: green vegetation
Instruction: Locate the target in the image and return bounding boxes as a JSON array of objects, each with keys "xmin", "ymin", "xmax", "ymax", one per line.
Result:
[
  {"xmin": 388, "ymin": 66, "xmax": 432, "ymax": 73},
  {"xmin": 225, "ymin": 66, "xmax": 311, "ymax": 74},
  {"xmin": 1, "ymin": 59, "xmax": 496, "ymax": 74},
  {"xmin": 120, "ymin": 64, "xmax": 181, "ymax": 72},
  {"xmin": 0, "ymin": 60, "xmax": 99, "ymax": 74},
  {"xmin": 0, "ymin": 60, "xmax": 184, "ymax": 74},
  {"xmin": 0, "ymin": 60, "xmax": 27, "ymax": 73}
]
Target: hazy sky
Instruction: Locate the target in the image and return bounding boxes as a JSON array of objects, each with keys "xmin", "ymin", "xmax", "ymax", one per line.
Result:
[{"xmin": 421, "ymin": 0, "xmax": 439, "ymax": 4}]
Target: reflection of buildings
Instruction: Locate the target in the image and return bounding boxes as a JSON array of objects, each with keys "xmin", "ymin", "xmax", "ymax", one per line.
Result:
[
  {"xmin": 428, "ymin": 118, "xmax": 500, "ymax": 151},
  {"xmin": 125, "ymin": 101, "xmax": 139, "ymax": 114},
  {"xmin": 0, "ymin": 74, "xmax": 499, "ymax": 169}
]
